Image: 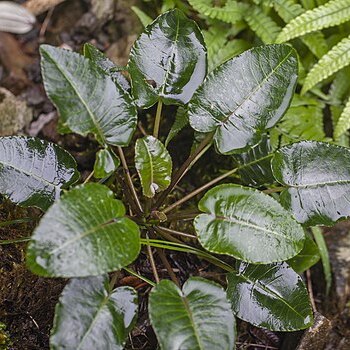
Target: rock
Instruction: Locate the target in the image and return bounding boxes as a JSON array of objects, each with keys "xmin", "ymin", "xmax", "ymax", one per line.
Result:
[
  {"xmin": 0, "ymin": 88, "xmax": 32, "ymax": 136},
  {"xmin": 296, "ymin": 312, "xmax": 332, "ymax": 350}
]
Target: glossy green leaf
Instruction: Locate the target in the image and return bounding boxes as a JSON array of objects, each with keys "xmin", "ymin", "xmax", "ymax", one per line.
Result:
[
  {"xmin": 272, "ymin": 141, "xmax": 350, "ymax": 226},
  {"xmin": 188, "ymin": 44, "xmax": 298, "ymax": 154},
  {"xmin": 233, "ymin": 135, "xmax": 275, "ymax": 187},
  {"xmin": 27, "ymin": 183, "xmax": 140, "ymax": 277},
  {"xmin": 227, "ymin": 262, "xmax": 313, "ymax": 331},
  {"xmin": 287, "ymin": 233, "xmax": 320, "ymax": 274},
  {"xmin": 194, "ymin": 184, "xmax": 305, "ymax": 263},
  {"xmin": 0, "ymin": 136, "xmax": 78, "ymax": 211},
  {"xmin": 51, "ymin": 275, "xmax": 138, "ymax": 350},
  {"xmin": 93, "ymin": 148, "xmax": 120, "ymax": 179},
  {"xmin": 128, "ymin": 9, "xmax": 207, "ymax": 108},
  {"xmin": 83, "ymin": 43, "xmax": 130, "ymax": 91},
  {"xmin": 135, "ymin": 136, "xmax": 172, "ymax": 197},
  {"xmin": 149, "ymin": 277, "xmax": 235, "ymax": 350},
  {"xmin": 40, "ymin": 45, "xmax": 137, "ymax": 146}
]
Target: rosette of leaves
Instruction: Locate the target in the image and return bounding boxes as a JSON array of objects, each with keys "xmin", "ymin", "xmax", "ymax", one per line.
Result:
[{"xmin": 2, "ymin": 9, "xmax": 350, "ymax": 349}]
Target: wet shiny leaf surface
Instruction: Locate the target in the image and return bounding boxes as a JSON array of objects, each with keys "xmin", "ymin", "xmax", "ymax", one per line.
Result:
[
  {"xmin": 233, "ymin": 135, "xmax": 275, "ymax": 187},
  {"xmin": 194, "ymin": 184, "xmax": 305, "ymax": 263},
  {"xmin": 149, "ymin": 277, "xmax": 235, "ymax": 350},
  {"xmin": 287, "ymin": 234, "xmax": 320, "ymax": 274},
  {"xmin": 0, "ymin": 136, "xmax": 78, "ymax": 210},
  {"xmin": 93, "ymin": 148, "xmax": 120, "ymax": 179},
  {"xmin": 227, "ymin": 262, "xmax": 313, "ymax": 331},
  {"xmin": 128, "ymin": 9, "xmax": 207, "ymax": 108},
  {"xmin": 27, "ymin": 183, "xmax": 140, "ymax": 277},
  {"xmin": 188, "ymin": 44, "xmax": 298, "ymax": 154},
  {"xmin": 40, "ymin": 45, "xmax": 137, "ymax": 146},
  {"xmin": 83, "ymin": 43, "xmax": 130, "ymax": 91},
  {"xmin": 272, "ymin": 141, "xmax": 350, "ymax": 226},
  {"xmin": 135, "ymin": 136, "xmax": 172, "ymax": 197},
  {"xmin": 51, "ymin": 275, "xmax": 138, "ymax": 350}
]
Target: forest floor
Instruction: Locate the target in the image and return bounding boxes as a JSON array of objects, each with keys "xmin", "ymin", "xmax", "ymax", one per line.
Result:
[{"xmin": 0, "ymin": 1, "xmax": 349, "ymax": 349}]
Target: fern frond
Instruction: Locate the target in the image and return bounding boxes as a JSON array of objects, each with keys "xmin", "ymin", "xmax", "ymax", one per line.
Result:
[
  {"xmin": 270, "ymin": 94, "xmax": 326, "ymax": 148},
  {"xmin": 273, "ymin": 0, "xmax": 328, "ymax": 58},
  {"xmin": 188, "ymin": 0, "xmax": 248, "ymax": 24},
  {"xmin": 302, "ymin": 35, "xmax": 350, "ymax": 93},
  {"xmin": 334, "ymin": 95, "xmax": 350, "ymax": 139},
  {"xmin": 131, "ymin": 6, "xmax": 153, "ymax": 27},
  {"xmin": 165, "ymin": 107, "xmax": 188, "ymax": 146},
  {"xmin": 276, "ymin": 0, "xmax": 350, "ymax": 43},
  {"xmin": 329, "ymin": 67, "xmax": 350, "ymax": 103},
  {"xmin": 246, "ymin": 6, "xmax": 281, "ymax": 43}
]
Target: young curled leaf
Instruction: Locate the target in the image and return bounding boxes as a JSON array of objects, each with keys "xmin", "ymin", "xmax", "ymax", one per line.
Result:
[
  {"xmin": 93, "ymin": 148, "xmax": 120, "ymax": 179},
  {"xmin": 135, "ymin": 136, "xmax": 172, "ymax": 197}
]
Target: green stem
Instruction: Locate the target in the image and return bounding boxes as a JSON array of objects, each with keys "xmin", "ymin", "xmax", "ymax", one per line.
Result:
[
  {"xmin": 154, "ymin": 132, "xmax": 214, "ymax": 209},
  {"xmin": 312, "ymin": 227, "xmax": 331, "ymax": 295},
  {"xmin": 140, "ymin": 238, "xmax": 234, "ymax": 272},
  {"xmin": 153, "ymin": 100, "xmax": 163, "ymax": 138},
  {"xmin": 262, "ymin": 186, "xmax": 285, "ymax": 194},
  {"xmin": 123, "ymin": 267, "xmax": 156, "ymax": 287},
  {"xmin": 0, "ymin": 237, "xmax": 31, "ymax": 245}
]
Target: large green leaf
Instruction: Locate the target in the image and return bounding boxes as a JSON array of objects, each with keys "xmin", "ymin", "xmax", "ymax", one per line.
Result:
[
  {"xmin": 27, "ymin": 183, "xmax": 140, "ymax": 277},
  {"xmin": 93, "ymin": 148, "xmax": 120, "ymax": 179},
  {"xmin": 83, "ymin": 43, "xmax": 130, "ymax": 92},
  {"xmin": 135, "ymin": 136, "xmax": 172, "ymax": 197},
  {"xmin": 40, "ymin": 45, "xmax": 137, "ymax": 146},
  {"xmin": 188, "ymin": 44, "xmax": 298, "ymax": 154},
  {"xmin": 194, "ymin": 184, "xmax": 304, "ymax": 263},
  {"xmin": 149, "ymin": 277, "xmax": 235, "ymax": 350},
  {"xmin": 272, "ymin": 141, "xmax": 350, "ymax": 226},
  {"xmin": 51, "ymin": 275, "xmax": 138, "ymax": 350},
  {"xmin": 128, "ymin": 9, "xmax": 207, "ymax": 108},
  {"xmin": 227, "ymin": 262, "xmax": 313, "ymax": 331},
  {"xmin": 0, "ymin": 136, "xmax": 78, "ymax": 211}
]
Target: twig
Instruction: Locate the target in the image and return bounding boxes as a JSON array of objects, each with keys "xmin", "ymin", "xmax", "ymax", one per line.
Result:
[
  {"xmin": 24, "ymin": 0, "xmax": 66, "ymax": 15},
  {"xmin": 117, "ymin": 146, "xmax": 143, "ymax": 215},
  {"xmin": 162, "ymin": 167, "xmax": 239, "ymax": 214},
  {"xmin": 146, "ymin": 234, "xmax": 160, "ymax": 283},
  {"xmin": 157, "ymin": 226, "xmax": 196, "ymax": 239},
  {"xmin": 39, "ymin": 7, "xmax": 54, "ymax": 40},
  {"xmin": 306, "ymin": 269, "xmax": 317, "ymax": 311},
  {"xmin": 157, "ymin": 249, "xmax": 180, "ymax": 287},
  {"xmin": 83, "ymin": 170, "xmax": 94, "ymax": 184},
  {"xmin": 154, "ymin": 132, "xmax": 213, "ymax": 209}
]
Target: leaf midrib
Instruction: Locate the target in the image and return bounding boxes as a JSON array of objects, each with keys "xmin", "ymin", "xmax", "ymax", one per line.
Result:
[
  {"xmin": 181, "ymin": 293, "xmax": 204, "ymax": 349},
  {"xmin": 0, "ymin": 159, "xmax": 60, "ymax": 191},
  {"xmin": 45, "ymin": 50, "xmax": 106, "ymax": 144},
  {"xmin": 76, "ymin": 292, "xmax": 110, "ymax": 350},
  {"xmin": 213, "ymin": 214, "xmax": 294, "ymax": 242},
  {"xmin": 235, "ymin": 269, "xmax": 307, "ymax": 321},
  {"xmin": 287, "ymin": 178, "xmax": 350, "ymax": 188},
  {"xmin": 220, "ymin": 48, "xmax": 293, "ymax": 125},
  {"xmin": 48, "ymin": 218, "xmax": 118, "ymax": 255}
]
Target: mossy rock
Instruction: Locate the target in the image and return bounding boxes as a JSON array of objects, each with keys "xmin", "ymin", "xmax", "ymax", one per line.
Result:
[{"xmin": 0, "ymin": 88, "xmax": 32, "ymax": 136}]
